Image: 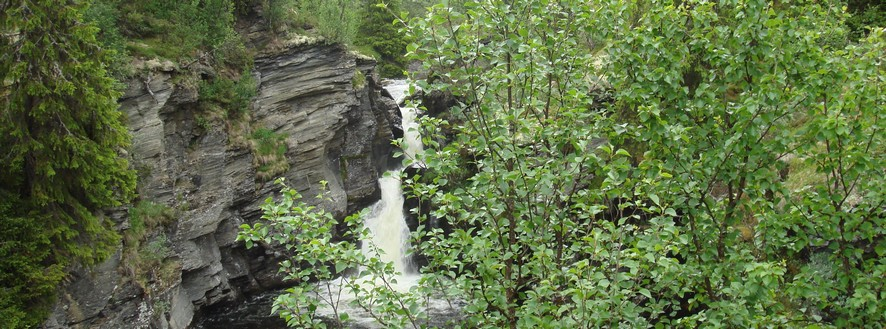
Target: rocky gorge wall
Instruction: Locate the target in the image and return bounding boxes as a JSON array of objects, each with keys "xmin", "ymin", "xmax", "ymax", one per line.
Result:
[{"xmin": 43, "ymin": 43, "xmax": 401, "ymax": 329}]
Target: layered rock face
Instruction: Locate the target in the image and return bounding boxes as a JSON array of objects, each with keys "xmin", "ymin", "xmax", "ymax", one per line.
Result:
[{"xmin": 44, "ymin": 43, "xmax": 400, "ymax": 329}]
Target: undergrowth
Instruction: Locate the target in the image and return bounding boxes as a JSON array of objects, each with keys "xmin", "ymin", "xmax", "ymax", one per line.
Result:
[
  {"xmin": 122, "ymin": 201, "xmax": 179, "ymax": 292},
  {"xmin": 250, "ymin": 127, "xmax": 290, "ymax": 181}
]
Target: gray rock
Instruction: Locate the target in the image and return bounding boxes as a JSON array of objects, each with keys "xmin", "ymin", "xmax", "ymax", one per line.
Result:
[{"xmin": 45, "ymin": 43, "xmax": 399, "ymax": 328}]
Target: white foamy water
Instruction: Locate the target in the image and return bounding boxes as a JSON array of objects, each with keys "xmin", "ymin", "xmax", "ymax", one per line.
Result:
[
  {"xmin": 361, "ymin": 78, "xmax": 422, "ymax": 277},
  {"xmin": 384, "ymin": 79, "xmax": 412, "ymax": 103},
  {"xmin": 400, "ymin": 107, "xmax": 424, "ymax": 161},
  {"xmin": 363, "ymin": 172, "xmax": 413, "ymax": 274},
  {"xmin": 386, "ymin": 80, "xmax": 424, "ymax": 161},
  {"xmin": 312, "ymin": 79, "xmax": 433, "ymax": 327}
]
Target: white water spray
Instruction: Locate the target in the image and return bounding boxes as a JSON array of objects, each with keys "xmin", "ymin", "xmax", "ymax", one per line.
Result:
[
  {"xmin": 362, "ymin": 173, "xmax": 412, "ymax": 274},
  {"xmin": 388, "ymin": 83, "xmax": 424, "ymax": 161},
  {"xmin": 359, "ymin": 80, "xmax": 424, "ymax": 277},
  {"xmin": 313, "ymin": 80, "xmax": 423, "ymax": 326}
]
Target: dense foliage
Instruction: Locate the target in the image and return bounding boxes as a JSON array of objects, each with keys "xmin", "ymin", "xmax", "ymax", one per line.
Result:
[
  {"xmin": 604, "ymin": 1, "xmax": 884, "ymax": 325},
  {"xmin": 357, "ymin": 1, "xmax": 409, "ymax": 77},
  {"xmin": 847, "ymin": 0, "xmax": 886, "ymax": 40},
  {"xmin": 0, "ymin": 0, "xmax": 137, "ymax": 326},
  {"xmin": 254, "ymin": 0, "xmax": 884, "ymax": 328}
]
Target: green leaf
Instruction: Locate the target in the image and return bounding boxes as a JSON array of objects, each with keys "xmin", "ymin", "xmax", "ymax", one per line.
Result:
[
  {"xmin": 639, "ymin": 288, "xmax": 652, "ymax": 299},
  {"xmin": 649, "ymin": 194, "xmax": 660, "ymax": 206}
]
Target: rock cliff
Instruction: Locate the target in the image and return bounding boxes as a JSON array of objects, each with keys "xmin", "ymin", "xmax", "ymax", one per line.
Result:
[{"xmin": 43, "ymin": 43, "xmax": 400, "ymax": 329}]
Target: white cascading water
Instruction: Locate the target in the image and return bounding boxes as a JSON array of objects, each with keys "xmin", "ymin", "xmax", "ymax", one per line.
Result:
[
  {"xmin": 362, "ymin": 172, "xmax": 413, "ymax": 275},
  {"xmin": 313, "ymin": 80, "xmax": 424, "ymax": 327},
  {"xmin": 393, "ymin": 86, "xmax": 425, "ymax": 162},
  {"xmin": 361, "ymin": 80, "xmax": 422, "ymax": 276},
  {"xmin": 364, "ymin": 81, "xmax": 458, "ymax": 326}
]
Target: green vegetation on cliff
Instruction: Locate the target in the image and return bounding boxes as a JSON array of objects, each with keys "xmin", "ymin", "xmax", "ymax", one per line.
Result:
[
  {"xmin": 86, "ymin": 0, "xmax": 248, "ymax": 76},
  {"xmin": 86, "ymin": 0, "xmax": 415, "ymax": 78},
  {"xmin": 357, "ymin": 1, "xmax": 409, "ymax": 77}
]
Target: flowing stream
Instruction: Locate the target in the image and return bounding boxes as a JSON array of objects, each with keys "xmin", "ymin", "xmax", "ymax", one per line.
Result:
[
  {"xmin": 362, "ymin": 79, "xmax": 422, "ymax": 276},
  {"xmin": 194, "ymin": 80, "xmax": 454, "ymax": 329},
  {"xmin": 311, "ymin": 79, "xmax": 427, "ymax": 327}
]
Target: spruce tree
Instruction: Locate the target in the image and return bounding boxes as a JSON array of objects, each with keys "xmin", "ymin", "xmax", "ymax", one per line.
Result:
[
  {"xmin": 359, "ymin": 0, "xmax": 408, "ymax": 77},
  {"xmin": 1, "ymin": 0, "xmax": 136, "ymax": 325}
]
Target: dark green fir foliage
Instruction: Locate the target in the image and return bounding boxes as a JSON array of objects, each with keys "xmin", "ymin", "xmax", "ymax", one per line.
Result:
[
  {"xmin": 1, "ymin": 0, "xmax": 136, "ymax": 326},
  {"xmin": 0, "ymin": 200, "xmax": 65, "ymax": 328},
  {"xmin": 358, "ymin": 0, "xmax": 409, "ymax": 77}
]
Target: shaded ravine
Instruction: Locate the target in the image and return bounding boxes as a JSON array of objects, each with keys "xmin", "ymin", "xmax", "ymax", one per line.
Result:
[{"xmin": 193, "ymin": 79, "xmax": 434, "ymax": 328}]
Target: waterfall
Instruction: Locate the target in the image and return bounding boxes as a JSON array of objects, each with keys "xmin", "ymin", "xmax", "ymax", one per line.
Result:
[
  {"xmin": 361, "ymin": 80, "xmax": 422, "ymax": 276},
  {"xmin": 362, "ymin": 173, "xmax": 413, "ymax": 274},
  {"xmin": 311, "ymin": 80, "xmax": 425, "ymax": 328},
  {"xmin": 194, "ymin": 81, "xmax": 457, "ymax": 329},
  {"xmin": 388, "ymin": 83, "xmax": 424, "ymax": 161}
]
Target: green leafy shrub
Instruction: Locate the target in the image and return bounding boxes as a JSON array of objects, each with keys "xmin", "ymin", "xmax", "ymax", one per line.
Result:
[
  {"xmin": 401, "ymin": 0, "xmax": 437, "ymax": 18},
  {"xmin": 262, "ymin": 0, "xmax": 303, "ymax": 34},
  {"xmin": 216, "ymin": 33, "xmax": 255, "ymax": 70},
  {"xmin": 299, "ymin": 0, "xmax": 361, "ymax": 45},
  {"xmin": 254, "ymin": 1, "xmax": 885, "ymax": 328}
]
